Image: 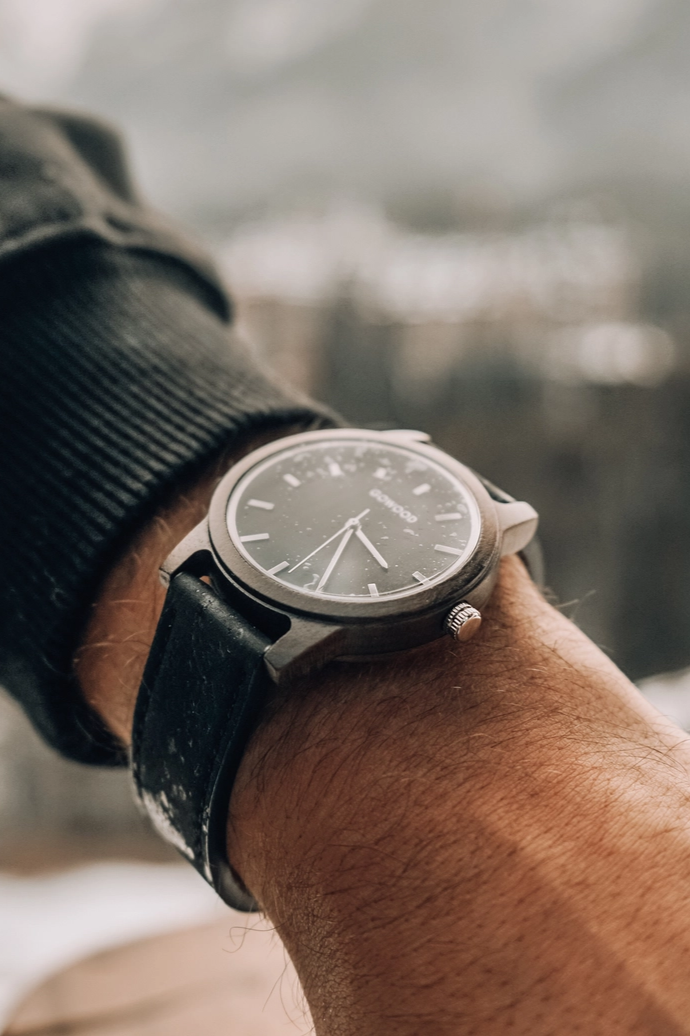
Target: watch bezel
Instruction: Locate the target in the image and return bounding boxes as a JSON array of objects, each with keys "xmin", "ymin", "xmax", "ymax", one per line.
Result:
[{"xmin": 206, "ymin": 429, "xmax": 501, "ymax": 624}]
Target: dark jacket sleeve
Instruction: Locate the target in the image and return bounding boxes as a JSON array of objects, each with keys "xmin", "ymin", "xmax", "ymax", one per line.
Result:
[{"xmin": 0, "ymin": 96, "xmax": 334, "ymax": 765}]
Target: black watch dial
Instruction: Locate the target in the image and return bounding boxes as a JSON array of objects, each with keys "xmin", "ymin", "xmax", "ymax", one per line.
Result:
[{"xmin": 226, "ymin": 438, "xmax": 481, "ymax": 603}]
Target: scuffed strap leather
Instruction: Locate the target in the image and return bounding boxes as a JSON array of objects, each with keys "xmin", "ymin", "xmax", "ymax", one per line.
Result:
[{"xmin": 132, "ymin": 572, "xmax": 271, "ymax": 911}]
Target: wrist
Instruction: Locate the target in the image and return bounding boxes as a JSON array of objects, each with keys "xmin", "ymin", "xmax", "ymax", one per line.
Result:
[
  {"xmin": 226, "ymin": 557, "xmax": 567, "ymax": 895},
  {"xmin": 229, "ymin": 553, "xmax": 688, "ymax": 889},
  {"xmin": 227, "ymin": 556, "xmax": 690, "ymax": 1035}
]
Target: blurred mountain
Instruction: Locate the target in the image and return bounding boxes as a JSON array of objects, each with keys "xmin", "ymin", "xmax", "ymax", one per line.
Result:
[
  {"xmin": 551, "ymin": 0, "xmax": 690, "ymax": 192},
  {"xmin": 1, "ymin": 0, "xmax": 688, "ymax": 232},
  {"xmin": 37, "ymin": 0, "xmax": 687, "ymax": 234}
]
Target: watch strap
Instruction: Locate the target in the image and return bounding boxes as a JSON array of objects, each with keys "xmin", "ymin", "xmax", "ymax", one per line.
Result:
[{"xmin": 132, "ymin": 571, "xmax": 270, "ymax": 911}]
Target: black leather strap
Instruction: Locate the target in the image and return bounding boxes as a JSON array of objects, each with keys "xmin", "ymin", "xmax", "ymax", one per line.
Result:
[{"xmin": 132, "ymin": 572, "xmax": 271, "ymax": 911}]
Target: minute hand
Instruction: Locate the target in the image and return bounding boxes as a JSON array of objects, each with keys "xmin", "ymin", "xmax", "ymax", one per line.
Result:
[{"xmin": 316, "ymin": 527, "xmax": 354, "ymax": 592}]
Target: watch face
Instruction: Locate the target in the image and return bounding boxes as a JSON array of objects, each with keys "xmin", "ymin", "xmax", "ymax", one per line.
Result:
[{"xmin": 226, "ymin": 438, "xmax": 481, "ymax": 603}]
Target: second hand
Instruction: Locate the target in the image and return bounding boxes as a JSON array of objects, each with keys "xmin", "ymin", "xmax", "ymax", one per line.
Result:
[{"xmin": 289, "ymin": 508, "xmax": 370, "ymax": 573}]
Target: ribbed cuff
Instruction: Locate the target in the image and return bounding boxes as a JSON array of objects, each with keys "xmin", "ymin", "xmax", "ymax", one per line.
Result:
[{"xmin": 0, "ymin": 241, "xmax": 336, "ymax": 764}]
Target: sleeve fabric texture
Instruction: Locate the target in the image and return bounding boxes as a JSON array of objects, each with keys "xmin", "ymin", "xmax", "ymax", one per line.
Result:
[{"xmin": 0, "ymin": 96, "xmax": 334, "ymax": 765}]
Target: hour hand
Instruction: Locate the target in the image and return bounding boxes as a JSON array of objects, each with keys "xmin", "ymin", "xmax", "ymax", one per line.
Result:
[{"xmin": 355, "ymin": 528, "xmax": 389, "ymax": 570}]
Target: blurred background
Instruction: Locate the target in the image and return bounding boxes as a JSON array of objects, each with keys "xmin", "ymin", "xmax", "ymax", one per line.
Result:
[{"xmin": 2, "ymin": 0, "xmax": 690, "ymax": 1022}]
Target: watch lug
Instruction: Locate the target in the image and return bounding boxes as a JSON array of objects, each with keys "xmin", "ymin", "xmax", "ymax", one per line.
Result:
[
  {"xmin": 264, "ymin": 619, "xmax": 346, "ymax": 684},
  {"xmin": 160, "ymin": 520, "xmax": 213, "ymax": 587},
  {"xmin": 496, "ymin": 500, "xmax": 539, "ymax": 557}
]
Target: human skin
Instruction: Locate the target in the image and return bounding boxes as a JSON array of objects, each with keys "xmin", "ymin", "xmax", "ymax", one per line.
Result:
[{"xmin": 77, "ymin": 443, "xmax": 690, "ymax": 1036}]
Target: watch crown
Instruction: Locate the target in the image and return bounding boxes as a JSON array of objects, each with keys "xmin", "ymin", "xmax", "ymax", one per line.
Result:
[{"xmin": 445, "ymin": 602, "xmax": 482, "ymax": 642}]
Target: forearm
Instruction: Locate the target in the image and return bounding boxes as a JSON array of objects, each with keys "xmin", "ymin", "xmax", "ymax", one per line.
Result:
[{"xmin": 77, "ymin": 470, "xmax": 690, "ymax": 1035}]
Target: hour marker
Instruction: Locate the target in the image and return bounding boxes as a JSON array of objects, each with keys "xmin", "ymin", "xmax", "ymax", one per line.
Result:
[
  {"xmin": 435, "ymin": 512, "xmax": 462, "ymax": 522},
  {"xmin": 373, "ymin": 467, "xmax": 388, "ymax": 479},
  {"xmin": 413, "ymin": 571, "xmax": 429, "ymax": 584},
  {"xmin": 412, "ymin": 483, "xmax": 431, "ymax": 496},
  {"xmin": 328, "ymin": 461, "xmax": 343, "ymax": 477},
  {"xmin": 240, "ymin": 533, "xmax": 270, "ymax": 542},
  {"xmin": 248, "ymin": 499, "xmax": 274, "ymax": 510},
  {"xmin": 434, "ymin": 544, "xmax": 465, "ymax": 556},
  {"xmin": 283, "ymin": 474, "xmax": 301, "ymax": 487},
  {"xmin": 368, "ymin": 582, "xmax": 380, "ymax": 597},
  {"xmin": 267, "ymin": 561, "xmax": 289, "ymax": 575}
]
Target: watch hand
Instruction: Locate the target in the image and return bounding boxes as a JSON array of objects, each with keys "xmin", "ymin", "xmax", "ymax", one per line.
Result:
[
  {"xmin": 355, "ymin": 528, "xmax": 389, "ymax": 570},
  {"xmin": 316, "ymin": 527, "xmax": 355, "ymax": 592},
  {"xmin": 288, "ymin": 508, "xmax": 370, "ymax": 573}
]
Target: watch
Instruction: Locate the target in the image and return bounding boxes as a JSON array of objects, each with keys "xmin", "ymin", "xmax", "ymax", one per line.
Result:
[{"xmin": 131, "ymin": 429, "xmax": 540, "ymax": 911}]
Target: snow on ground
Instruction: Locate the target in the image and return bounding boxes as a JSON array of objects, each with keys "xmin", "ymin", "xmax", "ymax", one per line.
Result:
[
  {"xmin": 0, "ymin": 862, "xmax": 225, "ymax": 1027},
  {"xmin": 639, "ymin": 667, "xmax": 690, "ymax": 731}
]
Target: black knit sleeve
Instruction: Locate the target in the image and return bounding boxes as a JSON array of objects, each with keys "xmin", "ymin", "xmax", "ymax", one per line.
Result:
[{"xmin": 0, "ymin": 98, "xmax": 335, "ymax": 765}]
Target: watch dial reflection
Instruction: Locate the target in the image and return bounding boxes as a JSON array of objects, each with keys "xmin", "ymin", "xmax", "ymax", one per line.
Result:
[{"xmin": 226, "ymin": 439, "xmax": 480, "ymax": 602}]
